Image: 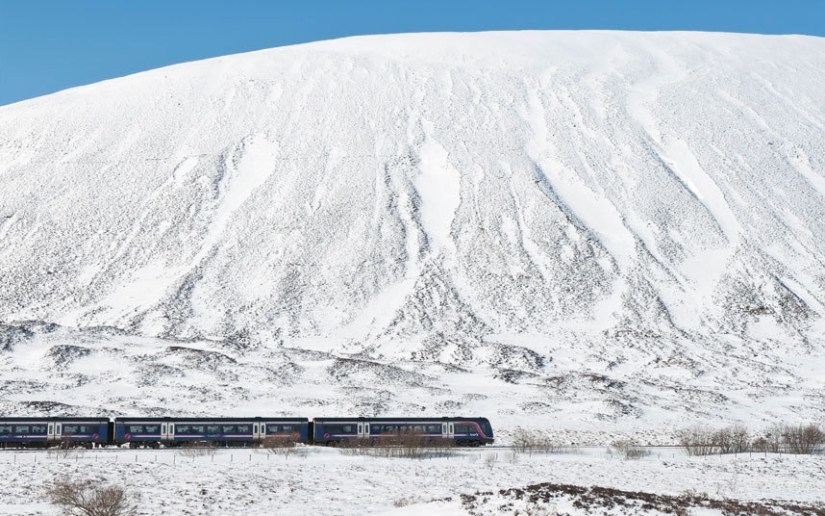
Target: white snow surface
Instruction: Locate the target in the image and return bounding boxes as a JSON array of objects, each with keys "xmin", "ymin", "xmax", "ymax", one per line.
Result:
[
  {"xmin": 1, "ymin": 31, "xmax": 825, "ymax": 436},
  {"xmin": 1, "ymin": 448, "xmax": 823, "ymax": 515}
]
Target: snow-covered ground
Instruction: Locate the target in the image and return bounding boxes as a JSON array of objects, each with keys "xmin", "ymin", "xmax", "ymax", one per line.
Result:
[
  {"xmin": 0, "ymin": 447, "xmax": 823, "ymax": 515},
  {"xmin": 1, "ymin": 322, "xmax": 824, "ymax": 445}
]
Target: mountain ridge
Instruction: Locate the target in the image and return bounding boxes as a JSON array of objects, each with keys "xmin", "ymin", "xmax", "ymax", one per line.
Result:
[{"xmin": 1, "ymin": 31, "xmax": 824, "ymax": 431}]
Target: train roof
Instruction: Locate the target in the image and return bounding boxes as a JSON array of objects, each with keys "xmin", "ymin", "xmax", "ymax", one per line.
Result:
[
  {"xmin": 0, "ymin": 417, "xmax": 110, "ymax": 422},
  {"xmin": 312, "ymin": 417, "xmax": 490, "ymax": 422},
  {"xmin": 113, "ymin": 416, "xmax": 309, "ymax": 422}
]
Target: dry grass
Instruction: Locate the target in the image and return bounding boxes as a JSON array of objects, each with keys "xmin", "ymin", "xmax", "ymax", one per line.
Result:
[
  {"xmin": 176, "ymin": 442, "xmax": 218, "ymax": 457},
  {"xmin": 336, "ymin": 431, "xmax": 456, "ymax": 459},
  {"xmin": 261, "ymin": 436, "xmax": 307, "ymax": 458}
]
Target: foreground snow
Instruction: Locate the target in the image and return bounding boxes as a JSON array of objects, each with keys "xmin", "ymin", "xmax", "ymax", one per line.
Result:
[{"xmin": 0, "ymin": 447, "xmax": 823, "ymax": 515}]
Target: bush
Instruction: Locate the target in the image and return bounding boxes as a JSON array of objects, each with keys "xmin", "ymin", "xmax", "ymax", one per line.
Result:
[
  {"xmin": 177, "ymin": 441, "xmax": 218, "ymax": 457},
  {"xmin": 782, "ymin": 423, "xmax": 825, "ymax": 454},
  {"xmin": 679, "ymin": 422, "xmax": 824, "ymax": 455},
  {"xmin": 262, "ymin": 436, "xmax": 307, "ymax": 458},
  {"xmin": 511, "ymin": 427, "xmax": 561, "ymax": 455},
  {"xmin": 261, "ymin": 435, "xmax": 296, "ymax": 449},
  {"xmin": 678, "ymin": 425, "xmax": 750, "ymax": 456},
  {"xmin": 610, "ymin": 439, "xmax": 650, "ymax": 460},
  {"xmin": 712, "ymin": 425, "xmax": 750, "ymax": 454},
  {"xmin": 677, "ymin": 425, "xmax": 716, "ymax": 456},
  {"xmin": 45, "ymin": 475, "xmax": 137, "ymax": 516},
  {"xmin": 337, "ymin": 431, "xmax": 456, "ymax": 459},
  {"xmin": 753, "ymin": 423, "xmax": 783, "ymax": 453}
]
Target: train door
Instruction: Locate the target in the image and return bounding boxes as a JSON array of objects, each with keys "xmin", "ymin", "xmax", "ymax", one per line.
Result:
[
  {"xmin": 47, "ymin": 422, "xmax": 61, "ymax": 442},
  {"xmin": 253, "ymin": 423, "xmax": 264, "ymax": 441},
  {"xmin": 442, "ymin": 422, "xmax": 454, "ymax": 439},
  {"xmin": 357, "ymin": 422, "xmax": 370, "ymax": 439},
  {"xmin": 161, "ymin": 422, "xmax": 175, "ymax": 441}
]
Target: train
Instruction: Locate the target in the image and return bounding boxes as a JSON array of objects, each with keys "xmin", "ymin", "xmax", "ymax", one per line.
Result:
[{"xmin": 0, "ymin": 416, "xmax": 494, "ymax": 449}]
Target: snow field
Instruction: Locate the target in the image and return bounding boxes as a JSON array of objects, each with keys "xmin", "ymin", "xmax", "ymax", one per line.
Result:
[{"xmin": 0, "ymin": 447, "xmax": 823, "ymax": 515}]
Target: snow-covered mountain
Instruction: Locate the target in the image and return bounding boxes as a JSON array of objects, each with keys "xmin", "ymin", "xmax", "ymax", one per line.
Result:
[{"xmin": 1, "ymin": 31, "xmax": 824, "ymax": 438}]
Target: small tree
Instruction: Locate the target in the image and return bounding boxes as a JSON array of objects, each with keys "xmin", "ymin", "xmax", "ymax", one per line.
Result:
[
  {"xmin": 678, "ymin": 425, "xmax": 716, "ymax": 456},
  {"xmin": 753, "ymin": 423, "xmax": 783, "ymax": 453},
  {"xmin": 782, "ymin": 423, "xmax": 825, "ymax": 454},
  {"xmin": 730, "ymin": 424, "xmax": 750, "ymax": 454},
  {"xmin": 45, "ymin": 476, "xmax": 137, "ymax": 516},
  {"xmin": 511, "ymin": 427, "xmax": 558, "ymax": 455}
]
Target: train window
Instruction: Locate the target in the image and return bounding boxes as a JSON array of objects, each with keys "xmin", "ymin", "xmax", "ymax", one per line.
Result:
[
  {"xmin": 427, "ymin": 425, "xmax": 441, "ymax": 433},
  {"xmin": 221, "ymin": 425, "xmax": 237, "ymax": 434},
  {"xmin": 5, "ymin": 425, "xmax": 46, "ymax": 435},
  {"xmin": 206, "ymin": 426, "xmax": 221, "ymax": 434},
  {"xmin": 236, "ymin": 425, "xmax": 251, "ymax": 433},
  {"xmin": 455, "ymin": 424, "xmax": 475, "ymax": 434},
  {"xmin": 324, "ymin": 424, "xmax": 355, "ymax": 434},
  {"xmin": 63, "ymin": 425, "xmax": 97, "ymax": 434},
  {"xmin": 176, "ymin": 425, "xmax": 190, "ymax": 434},
  {"xmin": 266, "ymin": 424, "xmax": 297, "ymax": 433},
  {"xmin": 146, "ymin": 425, "xmax": 160, "ymax": 433},
  {"xmin": 125, "ymin": 425, "xmax": 143, "ymax": 434}
]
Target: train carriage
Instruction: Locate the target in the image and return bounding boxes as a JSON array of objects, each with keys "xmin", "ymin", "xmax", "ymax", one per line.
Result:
[
  {"xmin": 312, "ymin": 417, "xmax": 494, "ymax": 446},
  {"xmin": 113, "ymin": 417, "xmax": 309, "ymax": 448},
  {"xmin": 0, "ymin": 415, "xmax": 493, "ymax": 448},
  {"xmin": 0, "ymin": 417, "xmax": 110, "ymax": 448}
]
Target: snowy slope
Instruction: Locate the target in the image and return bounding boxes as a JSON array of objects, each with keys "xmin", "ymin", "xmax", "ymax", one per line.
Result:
[{"xmin": 1, "ymin": 31, "xmax": 825, "ymax": 433}]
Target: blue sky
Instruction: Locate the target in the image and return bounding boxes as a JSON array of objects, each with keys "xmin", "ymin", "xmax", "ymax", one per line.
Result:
[{"xmin": 1, "ymin": 0, "xmax": 823, "ymax": 106}]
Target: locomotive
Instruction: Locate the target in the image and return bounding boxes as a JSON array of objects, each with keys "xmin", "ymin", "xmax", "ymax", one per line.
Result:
[{"xmin": 0, "ymin": 416, "xmax": 494, "ymax": 448}]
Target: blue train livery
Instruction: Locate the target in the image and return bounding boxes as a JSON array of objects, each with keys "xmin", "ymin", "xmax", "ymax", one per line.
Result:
[
  {"xmin": 113, "ymin": 417, "xmax": 310, "ymax": 448},
  {"xmin": 312, "ymin": 417, "xmax": 494, "ymax": 446},
  {"xmin": 0, "ymin": 417, "xmax": 110, "ymax": 448},
  {"xmin": 0, "ymin": 415, "xmax": 493, "ymax": 448}
]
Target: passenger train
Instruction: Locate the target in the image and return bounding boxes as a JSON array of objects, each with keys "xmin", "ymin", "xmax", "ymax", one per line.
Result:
[{"xmin": 0, "ymin": 416, "xmax": 494, "ymax": 449}]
